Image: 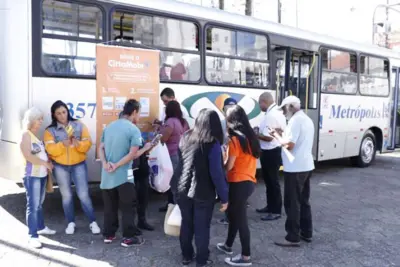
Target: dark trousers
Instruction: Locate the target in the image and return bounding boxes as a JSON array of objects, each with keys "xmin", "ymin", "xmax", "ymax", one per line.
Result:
[
  {"xmin": 226, "ymin": 181, "xmax": 255, "ymax": 257},
  {"xmin": 178, "ymin": 197, "xmax": 214, "ymax": 265},
  {"xmin": 134, "ymin": 169, "xmax": 149, "ymax": 221},
  {"xmin": 260, "ymin": 147, "xmax": 283, "ymax": 214},
  {"xmin": 283, "ymin": 171, "xmax": 313, "ymax": 242},
  {"xmin": 102, "ymin": 182, "xmax": 136, "ymax": 238}
]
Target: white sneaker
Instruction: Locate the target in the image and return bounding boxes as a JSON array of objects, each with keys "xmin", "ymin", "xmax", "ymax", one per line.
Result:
[
  {"xmin": 65, "ymin": 222, "xmax": 76, "ymax": 235},
  {"xmin": 29, "ymin": 238, "xmax": 42, "ymax": 249},
  {"xmin": 89, "ymin": 221, "xmax": 101, "ymax": 235},
  {"xmin": 37, "ymin": 226, "xmax": 56, "ymax": 235}
]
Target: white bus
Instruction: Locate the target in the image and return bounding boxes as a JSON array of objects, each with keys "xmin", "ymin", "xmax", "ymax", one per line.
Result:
[{"xmin": 1, "ymin": 0, "xmax": 400, "ymax": 182}]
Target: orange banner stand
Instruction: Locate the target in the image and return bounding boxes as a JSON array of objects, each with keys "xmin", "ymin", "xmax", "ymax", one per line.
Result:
[{"xmin": 95, "ymin": 44, "xmax": 160, "ymax": 159}]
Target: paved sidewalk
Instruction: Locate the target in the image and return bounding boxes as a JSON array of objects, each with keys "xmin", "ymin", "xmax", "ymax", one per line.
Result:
[{"xmin": 1, "ymin": 154, "xmax": 400, "ymax": 266}]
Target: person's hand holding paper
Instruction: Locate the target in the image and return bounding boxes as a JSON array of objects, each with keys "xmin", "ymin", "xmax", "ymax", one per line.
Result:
[{"xmin": 268, "ymin": 127, "xmax": 295, "ymax": 163}]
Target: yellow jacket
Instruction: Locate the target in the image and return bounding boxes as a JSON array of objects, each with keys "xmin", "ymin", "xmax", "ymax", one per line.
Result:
[{"xmin": 44, "ymin": 121, "xmax": 92, "ymax": 166}]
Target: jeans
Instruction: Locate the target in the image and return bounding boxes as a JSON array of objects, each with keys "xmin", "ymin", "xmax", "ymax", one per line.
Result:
[
  {"xmin": 167, "ymin": 154, "xmax": 180, "ymax": 205},
  {"xmin": 178, "ymin": 197, "xmax": 215, "ymax": 265},
  {"xmin": 102, "ymin": 182, "xmax": 136, "ymax": 238},
  {"xmin": 53, "ymin": 161, "xmax": 96, "ymax": 223},
  {"xmin": 226, "ymin": 181, "xmax": 255, "ymax": 257},
  {"xmin": 260, "ymin": 148, "xmax": 283, "ymax": 214},
  {"xmin": 283, "ymin": 171, "xmax": 313, "ymax": 242},
  {"xmin": 23, "ymin": 176, "xmax": 47, "ymax": 238}
]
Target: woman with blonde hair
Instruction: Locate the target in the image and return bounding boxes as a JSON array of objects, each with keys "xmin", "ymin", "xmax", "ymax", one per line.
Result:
[{"xmin": 20, "ymin": 107, "xmax": 56, "ymax": 249}]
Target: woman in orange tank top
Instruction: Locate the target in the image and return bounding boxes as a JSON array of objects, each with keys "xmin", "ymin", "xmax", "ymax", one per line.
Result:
[{"xmin": 216, "ymin": 105, "xmax": 261, "ymax": 266}]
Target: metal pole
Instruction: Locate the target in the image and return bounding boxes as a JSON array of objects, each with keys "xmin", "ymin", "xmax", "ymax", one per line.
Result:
[
  {"xmin": 278, "ymin": 0, "xmax": 282, "ymax": 23},
  {"xmin": 386, "ymin": 0, "xmax": 389, "ymax": 48}
]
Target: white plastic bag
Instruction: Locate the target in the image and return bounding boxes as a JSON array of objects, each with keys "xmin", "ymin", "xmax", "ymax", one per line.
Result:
[
  {"xmin": 167, "ymin": 204, "xmax": 182, "ymax": 227},
  {"xmin": 148, "ymin": 143, "xmax": 173, "ymax": 193},
  {"xmin": 164, "ymin": 204, "xmax": 180, "ymax": 236}
]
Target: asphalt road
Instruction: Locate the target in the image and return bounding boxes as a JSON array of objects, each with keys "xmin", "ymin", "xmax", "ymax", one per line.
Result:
[{"xmin": 1, "ymin": 153, "xmax": 400, "ymax": 267}]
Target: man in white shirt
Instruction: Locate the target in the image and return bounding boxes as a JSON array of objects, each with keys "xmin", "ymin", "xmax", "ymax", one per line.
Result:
[
  {"xmin": 255, "ymin": 92, "xmax": 286, "ymax": 221},
  {"xmin": 270, "ymin": 95, "xmax": 314, "ymax": 247}
]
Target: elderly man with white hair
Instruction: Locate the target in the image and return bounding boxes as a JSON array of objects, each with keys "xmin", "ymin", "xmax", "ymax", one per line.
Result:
[{"xmin": 269, "ymin": 95, "xmax": 314, "ymax": 247}]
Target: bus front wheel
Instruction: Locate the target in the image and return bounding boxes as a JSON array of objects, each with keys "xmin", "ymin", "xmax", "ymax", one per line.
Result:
[{"xmin": 350, "ymin": 131, "xmax": 376, "ymax": 168}]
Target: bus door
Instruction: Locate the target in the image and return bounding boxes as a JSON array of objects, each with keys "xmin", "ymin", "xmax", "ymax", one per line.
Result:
[
  {"xmin": 272, "ymin": 47, "xmax": 290, "ymax": 103},
  {"xmin": 275, "ymin": 48, "xmax": 319, "ymax": 159},
  {"xmin": 389, "ymin": 67, "xmax": 400, "ymax": 149}
]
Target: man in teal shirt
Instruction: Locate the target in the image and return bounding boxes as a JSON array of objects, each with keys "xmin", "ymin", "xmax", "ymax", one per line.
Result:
[{"xmin": 98, "ymin": 99, "xmax": 153, "ymax": 248}]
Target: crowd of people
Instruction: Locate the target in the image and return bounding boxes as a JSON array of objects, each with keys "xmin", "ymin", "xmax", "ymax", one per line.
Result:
[{"xmin": 20, "ymin": 87, "xmax": 315, "ymax": 267}]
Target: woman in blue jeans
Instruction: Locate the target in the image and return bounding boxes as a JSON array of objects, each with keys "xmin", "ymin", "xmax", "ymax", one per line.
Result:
[
  {"xmin": 20, "ymin": 107, "xmax": 56, "ymax": 248},
  {"xmin": 176, "ymin": 109, "xmax": 228, "ymax": 267},
  {"xmin": 160, "ymin": 100, "xmax": 189, "ymax": 204},
  {"xmin": 44, "ymin": 100, "xmax": 100, "ymax": 235}
]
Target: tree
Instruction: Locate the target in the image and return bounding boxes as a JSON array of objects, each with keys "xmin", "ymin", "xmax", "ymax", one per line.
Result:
[
  {"xmin": 219, "ymin": 0, "xmax": 224, "ymax": 10},
  {"xmin": 245, "ymin": 0, "xmax": 252, "ymax": 16}
]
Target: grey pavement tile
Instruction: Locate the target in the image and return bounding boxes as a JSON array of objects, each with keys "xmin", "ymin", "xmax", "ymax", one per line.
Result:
[
  {"xmin": 327, "ymin": 257, "xmax": 365, "ymax": 267},
  {"xmin": 255, "ymin": 262, "xmax": 286, "ymax": 267},
  {"xmin": 303, "ymin": 249, "xmax": 336, "ymax": 263},
  {"xmin": 356, "ymin": 256, "xmax": 395, "ymax": 267},
  {"xmin": 335, "ymin": 240, "xmax": 362, "ymax": 250}
]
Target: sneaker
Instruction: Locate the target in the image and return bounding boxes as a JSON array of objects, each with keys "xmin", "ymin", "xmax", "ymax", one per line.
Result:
[
  {"xmin": 37, "ymin": 226, "xmax": 56, "ymax": 235},
  {"xmin": 29, "ymin": 237, "xmax": 42, "ymax": 249},
  {"xmin": 182, "ymin": 254, "xmax": 196, "ymax": 266},
  {"xmin": 104, "ymin": 236, "xmax": 116, "ymax": 244},
  {"xmin": 90, "ymin": 221, "xmax": 101, "ymax": 235},
  {"xmin": 65, "ymin": 222, "xmax": 76, "ymax": 235},
  {"xmin": 217, "ymin": 218, "xmax": 229, "ymax": 225},
  {"xmin": 196, "ymin": 259, "xmax": 213, "ymax": 267},
  {"xmin": 217, "ymin": 243, "xmax": 233, "ymax": 255},
  {"xmin": 121, "ymin": 236, "xmax": 145, "ymax": 247},
  {"xmin": 225, "ymin": 254, "xmax": 252, "ymax": 266}
]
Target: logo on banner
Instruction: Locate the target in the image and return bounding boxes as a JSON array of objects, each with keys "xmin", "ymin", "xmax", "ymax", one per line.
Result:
[{"xmin": 182, "ymin": 91, "xmax": 261, "ymax": 120}]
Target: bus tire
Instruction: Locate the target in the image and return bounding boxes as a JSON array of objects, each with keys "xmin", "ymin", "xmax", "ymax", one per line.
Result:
[{"xmin": 350, "ymin": 131, "xmax": 376, "ymax": 168}]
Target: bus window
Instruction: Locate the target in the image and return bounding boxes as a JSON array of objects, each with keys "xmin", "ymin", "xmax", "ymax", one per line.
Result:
[
  {"xmin": 237, "ymin": 31, "xmax": 268, "ymax": 60},
  {"xmin": 206, "ymin": 27, "xmax": 236, "ymax": 55},
  {"xmin": 41, "ymin": 0, "xmax": 103, "ymax": 76},
  {"xmin": 205, "ymin": 57, "xmax": 268, "ymax": 86},
  {"xmin": 359, "ymin": 56, "xmax": 389, "ymax": 96},
  {"xmin": 112, "ymin": 11, "xmax": 200, "ymax": 82},
  {"xmin": 205, "ymin": 27, "xmax": 269, "ymax": 88},
  {"xmin": 320, "ymin": 48, "xmax": 357, "ymax": 94}
]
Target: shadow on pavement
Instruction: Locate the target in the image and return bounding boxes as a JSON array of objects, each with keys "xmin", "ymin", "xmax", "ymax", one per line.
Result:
[
  {"xmin": 0, "ymin": 238, "xmax": 80, "ymax": 267},
  {"xmin": 0, "ymin": 186, "xmax": 168, "ymax": 266}
]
